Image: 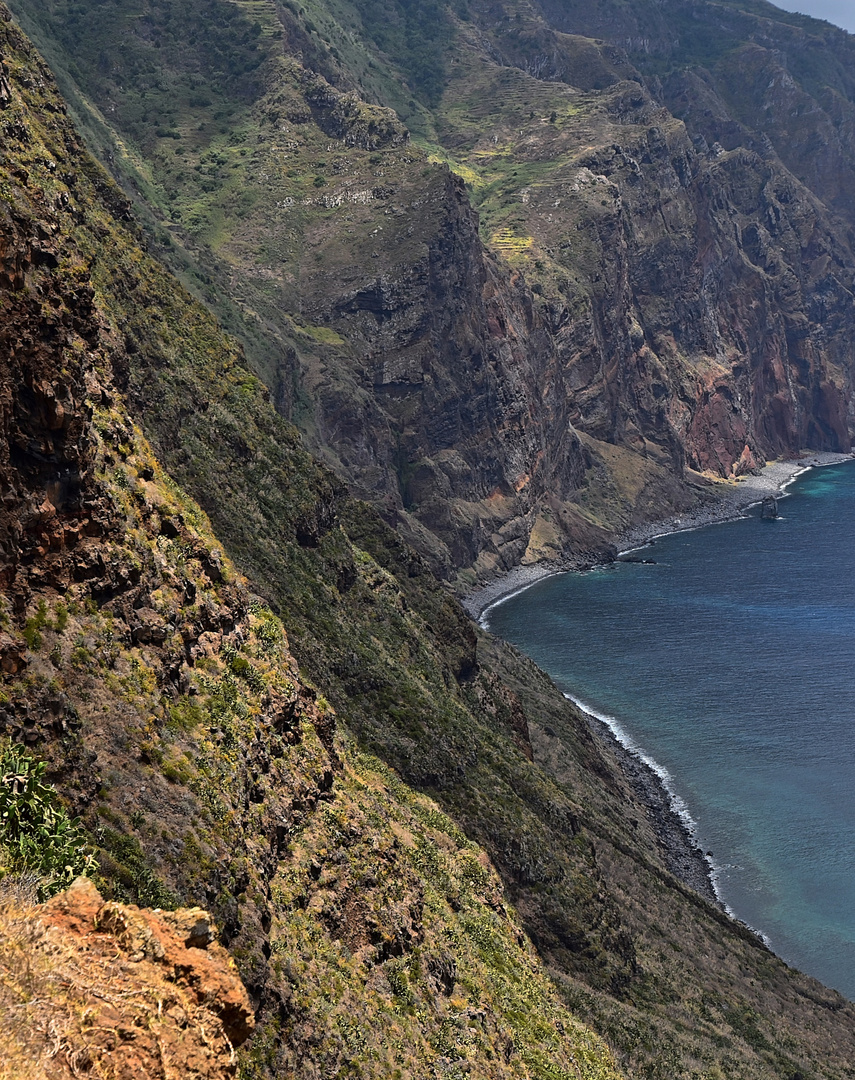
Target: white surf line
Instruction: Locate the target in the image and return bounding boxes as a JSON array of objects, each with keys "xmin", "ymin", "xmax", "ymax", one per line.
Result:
[
  {"xmin": 563, "ymin": 693, "xmax": 704, "ymax": 845},
  {"xmin": 478, "ymin": 573, "xmax": 558, "ymax": 628},
  {"xmin": 564, "ymin": 690, "xmax": 774, "ymax": 946}
]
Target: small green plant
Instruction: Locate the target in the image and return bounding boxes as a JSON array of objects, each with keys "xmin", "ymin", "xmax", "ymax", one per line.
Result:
[
  {"xmin": 255, "ymin": 614, "xmax": 283, "ymax": 655},
  {"xmin": 22, "ymin": 599, "xmax": 49, "ymax": 652},
  {"xmin": 245, "ymin": 665, "xmax": 265, "ymax": 692},
  {"xmin": 229, "ymin": 654, "xmax": 252, "ymax": 678},
  {"xmin": 0, "ymin": 741, "xmax": 94, "ymax": 899},
  {"xmin": 53, "ymin": 601, "xmax": 69, "ymax": 633},
  {"xmin": 70, "ymin": 645, "xmax": 91, "ymax": 668}
]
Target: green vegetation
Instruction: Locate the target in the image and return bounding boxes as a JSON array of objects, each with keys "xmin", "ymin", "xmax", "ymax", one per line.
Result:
[
  {"xmin": 21, "ymin": 600, "xmax": 48, "ymax": 652},
  {"xmin": 0, "ymin": 742, "xmax": 94, "ymax": 899},
  {"xmin": 347, "ymin": 0, "xmax": 452, "ymax": 105},
  {"xmin": 11, "ymin": 0, "xmax": 273, "ymax": 155},
  {"xmin": 258, "ymin": 755, "xmax": 622, "ymax": 1080},
  {"xmin": 95, "ymin": 827, "xmax": 179, "ymax": 910}
]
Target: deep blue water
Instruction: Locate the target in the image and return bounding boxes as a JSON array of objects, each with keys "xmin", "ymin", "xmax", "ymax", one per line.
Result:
[{"xmin": 485, "ymin": 462, "xmax": 855, "ymax": 999}]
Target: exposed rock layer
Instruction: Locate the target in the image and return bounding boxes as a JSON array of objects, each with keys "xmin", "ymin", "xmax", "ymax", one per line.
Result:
[
  {"xmin": 0, "ymin": 879, "xmax": 254, "ymax": 1080},
  {"xmin": 8, "ymin": 0, "xmax": 855, "ymax": 585}
]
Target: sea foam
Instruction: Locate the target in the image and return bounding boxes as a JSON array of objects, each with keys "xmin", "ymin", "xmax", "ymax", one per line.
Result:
[{"xmin": 562, "ymin": 691, "xmax": 773, "ymax": 942}]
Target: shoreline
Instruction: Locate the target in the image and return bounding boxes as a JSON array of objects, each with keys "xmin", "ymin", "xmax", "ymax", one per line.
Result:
[
  {"xmin": 615, "ymin": 451, "xmax": 854, "ymax": 553},
  {"xmin": 580, "ymin": 704, "xmax": 722, "ymax": 907},
  {"xmin": 463, "ymin": 449, "xmax": 854, "ymax": 911},
  {"xmin": 461, "ymin": 451, "xmax": 854, "ymax": 622}
]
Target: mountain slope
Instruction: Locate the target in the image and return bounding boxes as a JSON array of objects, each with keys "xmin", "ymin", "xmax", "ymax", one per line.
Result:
[
  {"xmin": 0, "ymin": 15, "xmax": 623, "ymax": 1077},
  {"xmin": 12, "ymin": 0, "xmax": 855, "ymax": 587},
  {"xmin": 4, "ymin": 9, "xmax": 855, "ymax": 1079},
  {"xmin": 7, "ymin": 0, "xmax": 855, "ymax": 588}
]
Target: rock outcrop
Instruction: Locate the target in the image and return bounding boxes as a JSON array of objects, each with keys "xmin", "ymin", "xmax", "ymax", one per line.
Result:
[{"xmin": 0, "ymin": 878, "xmax": 254, "ymax": 1079}]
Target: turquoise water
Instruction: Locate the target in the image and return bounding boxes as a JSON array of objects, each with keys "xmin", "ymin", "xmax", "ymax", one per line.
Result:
[{"xmin": 485, "ymin": 462, "xmax": 855, "ymax": 999}]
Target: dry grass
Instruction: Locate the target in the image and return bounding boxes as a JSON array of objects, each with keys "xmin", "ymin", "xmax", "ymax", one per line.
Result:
[
  {"xmin": 0, "ymin": 883, "xmax": 248, "ymax": 1080},
  {"xmin": 0, "ymin": 892, "xmax": 90, "ymax": 1080}
]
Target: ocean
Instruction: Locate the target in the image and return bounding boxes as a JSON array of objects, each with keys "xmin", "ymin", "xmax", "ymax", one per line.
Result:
[{"xmin": 484, "ymin": 462, "xmax": 855, "ymax": 999}]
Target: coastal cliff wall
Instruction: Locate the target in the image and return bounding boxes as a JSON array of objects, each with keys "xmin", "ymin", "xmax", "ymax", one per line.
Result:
[{"xmin": 8, "ymin": 0, "xmax": 855, "ymax": 587}]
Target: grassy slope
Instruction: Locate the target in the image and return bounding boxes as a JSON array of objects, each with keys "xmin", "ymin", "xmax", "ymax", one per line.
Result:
[
  {"xmin": 5, "ymin": 8, "xmax": 855, "ymax": 1079},
  {"xmin": 0, "ymin": 16, "xmax": 623, "ymax": 1078},
  {"xmin": 3, "ymin": 0, "xmax": 432, "ymax": 399}
]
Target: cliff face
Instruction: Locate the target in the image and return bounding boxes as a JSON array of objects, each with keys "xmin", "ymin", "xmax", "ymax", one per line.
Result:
[
  {"xmin": 298, "ymin": 159, "xmax": 598, "ymax": 578},
  {"xmin": 509, "ymin": 0, "xmax": 855, "ymax": 469},
  {"xmin": 8, "ymin": 0, "xmax": 855, "ymax": 585},
  {"xmin": 0, "ymin": 182, "xmax": 106, "ymax": 607},
  {"xmin": 566, "ymin": 103, "xmax": 853, "ymax": 472},
  {"xmin": 442, "ymin": 3, "xmax": 855, "ymax": 472}
]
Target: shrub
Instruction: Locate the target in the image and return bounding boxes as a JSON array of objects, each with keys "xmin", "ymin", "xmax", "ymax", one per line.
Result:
[
  {"xmin": 0, "ymin": 741, "xmax": 94, "ymax": 899},
  {"xmin": 22, "ymin": 599, "xmax": 49, "ymax": 651},
  {"xmin": 53, "ymin": 601, "xmax": 69, "ymax": 633}
]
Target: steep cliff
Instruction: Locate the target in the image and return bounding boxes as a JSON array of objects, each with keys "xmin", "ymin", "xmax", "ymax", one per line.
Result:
[
  {"xmin": 7, "ymin": 0, "xmax": 855, "ymax": 587},
  {"xmin": 425, "ymin": 1, "xmax": 855, "ymax": 478},
  {"xmin": 4, "ymin": 11, "xmax": 855, "ymax": 1079},
  {"xmin": 0, "ymin": 18, "xmax": 625, "ymax": 1077}
]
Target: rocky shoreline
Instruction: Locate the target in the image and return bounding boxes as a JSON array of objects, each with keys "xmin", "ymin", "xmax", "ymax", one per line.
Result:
[
  {"xmin": 462, "ymin": 452, "xmax": 855, "ymax": 622},
  {"xmin": 615, "ymin": 452, "xmax": 854, "ymax": 553},
  {"xmin": 582, "ymin": 710, "xmax": 721, "ymax": 906},
  {"xmin": 464, "ymin": 451, "xmax": 855, "ymax": 907}
]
